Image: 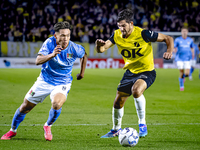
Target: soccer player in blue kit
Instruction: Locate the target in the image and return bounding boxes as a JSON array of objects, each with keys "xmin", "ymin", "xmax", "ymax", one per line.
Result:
[
  {"xmin": 174, "ymin": 27, "xmax": 194, "ymax": 91},
  {"xmin": 189, "ymin": 38, "xmax": 200, "ymax": 80},
  {"xmin": 1, "ymin": 21, "xmax": 87, "ymax": 141}
]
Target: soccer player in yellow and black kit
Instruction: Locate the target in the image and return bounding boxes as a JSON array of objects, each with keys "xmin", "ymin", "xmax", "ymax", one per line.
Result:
[{"xmin": 95, "ymin": 9, "xmax": 174, "ymax": 138}]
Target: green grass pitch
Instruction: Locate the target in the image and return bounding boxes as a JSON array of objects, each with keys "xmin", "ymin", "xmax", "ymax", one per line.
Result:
[{"xmin": 0, "ymin": 68, "xmax": 200, "ymax": 150}]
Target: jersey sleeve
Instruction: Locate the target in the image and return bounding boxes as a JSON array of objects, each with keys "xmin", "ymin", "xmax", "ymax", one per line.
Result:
[
  {"xmin": 38, "ymin": 39, "xmax": 51, "ymax": 56},
  {"xmin": 174, "ymin": 38, "xmax": 179, "ymax": 48},
  {"xmin": 141, "ymin": 30, "xmax": 158, "ymax": 43},
  {"xmin": 74, "ymin": 44, "xmax": 85, "ymax": 58},
  {"xmin": 108, "ymin": 33, "xmax": 115, "ymax": 44},
  {"xmin": 190, "ymin": 40, "xmax": 194, "ymax": 48}
]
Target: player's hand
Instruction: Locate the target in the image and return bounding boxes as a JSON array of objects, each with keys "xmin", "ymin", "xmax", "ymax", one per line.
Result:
[
  {"xmin": 76, "ymin": 73, "xmax": 84, "ymax": 80},
  {"xmin": 163, "ymin": 51, "xmax": 173, "ymax": 60},
  {"xmin": 95, "ymin": 39, "xmax": 106, "ymax": 53},
  {"xmin": 52, "ymin": 45, "xmax": 62, "ymax": 57},
  {"xmin": 95, "ymin": 39, "xmax": 106, "ymax": 46}
]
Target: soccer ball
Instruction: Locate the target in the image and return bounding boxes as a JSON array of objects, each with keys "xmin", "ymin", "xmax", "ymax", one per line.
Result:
[{"xmin": 118, "ymin": 127, "xmax": 139, "ymax": 147}]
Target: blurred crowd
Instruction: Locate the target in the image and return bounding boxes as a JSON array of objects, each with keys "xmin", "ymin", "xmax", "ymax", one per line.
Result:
[{"xmin": 0, "ymin": 0, "xmax": 200, "ymax": 43}]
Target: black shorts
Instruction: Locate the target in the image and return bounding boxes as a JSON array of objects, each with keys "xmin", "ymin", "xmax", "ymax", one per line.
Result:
[{"xmin": 117, "ymin": 69, "xmax": 156, "ymax": 95}]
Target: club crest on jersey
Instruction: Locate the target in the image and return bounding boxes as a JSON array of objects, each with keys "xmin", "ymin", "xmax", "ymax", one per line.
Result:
[
  {"xmin": 67, "ymin": 53, "xmax": 73, "ymax": 58},
  {"xmin": 62, "ymin": 86, "xmax": 66, "ymax": 91},
  {"xmin": 134, "ymin": 42, "xmax": 140, "ymax": 47},
  {"xmin": 29, "ymin": 90, "xmax": 35, "ymax": 96}
]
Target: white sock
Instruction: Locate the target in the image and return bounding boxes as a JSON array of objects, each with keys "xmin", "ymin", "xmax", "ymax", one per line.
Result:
[
  {"xmin": 44, "ymin": 122, "xmax": 51, "ymax": 126},
  {"xmin": 44, "ymin": 122, "xmax": 48, "ymax": 126},
  {"xmin": 112, "ymin": 107, "xmax": 124, "ymax": 130},
  {"xmin": 10, "ymin": 128, "xmax": 17, "ymax": 133},
  {"xmin": 134, "ymin": 94, "xmax": 146, "ymax": 124}
]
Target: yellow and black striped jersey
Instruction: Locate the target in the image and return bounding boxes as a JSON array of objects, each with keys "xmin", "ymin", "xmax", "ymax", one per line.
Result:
[{"xmin": 109, "ymin": 26, "xmax": 158, "ymax": 74}]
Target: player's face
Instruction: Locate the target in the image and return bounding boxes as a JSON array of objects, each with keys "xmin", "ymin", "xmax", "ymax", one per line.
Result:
[
  {"xmin": 56, "ymin": 29, "xmax": 71, "ymax": 48},
  {"xmin": 181, "ymin": 29, "xmax": 188, "ymax": 39},
  {"xmin": 117, "ymin": 20, "xmax": 133, "ymax": 38}
]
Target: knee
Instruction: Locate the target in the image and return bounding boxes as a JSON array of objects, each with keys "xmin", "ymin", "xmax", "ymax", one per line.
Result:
[
  {"xmin": 132, "ymin": 88, "xmax": 142, "ymax": 98},
  {"xmin": 184, "ymin": 73, "xmax": 189, "ymax": 76},
  {"xmin": 52, "ymin": 99, "xmax": 65, "ymax": 110},
  {"xmin": 52, "ymin": 101, "xmax": 61, "ymax": 110},
  {"xmin": 52, "ymin": 93, "xmax": 66, "ymax": 110}
]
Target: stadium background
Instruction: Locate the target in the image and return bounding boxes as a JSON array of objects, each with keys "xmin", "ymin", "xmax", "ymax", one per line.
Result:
[
  {"xmin": 0, "ymin": 0, "xmax": 200, "ymax": 68},
  {"xmin": 1, "ymin": 1, "xmax": 200, "ymax": 149}
]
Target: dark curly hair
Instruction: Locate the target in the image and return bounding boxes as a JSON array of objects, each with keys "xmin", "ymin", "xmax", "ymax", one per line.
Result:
[
  {"xmin": 117, "ymin": 9, "xmax": 134, "ymax": 23},
  {"xmin": 53, "ymin": 21, "xmax": 71, "ymax": 32}
]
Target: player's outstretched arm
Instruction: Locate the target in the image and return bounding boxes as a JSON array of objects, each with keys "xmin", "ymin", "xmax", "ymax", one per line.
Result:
[
  {"xmin": 76, "ymin": 53, "xmax": 87, "ymax": 80},
  {"xmin": 95, "ymin": 39, "xmax": 113, "ymax": 53},
  {"xmin": 157, "ymin": 33, "xmax": 174, "ymax": 60},
  {"xmin": 35, "ymin": 45, "xmax": 62, "ymax": 65},
  {"xmin": 36, "ymin": 54, "xmax": 55, "ymax": 65}
]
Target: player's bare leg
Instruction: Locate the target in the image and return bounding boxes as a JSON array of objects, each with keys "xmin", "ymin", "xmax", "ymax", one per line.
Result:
[
  {"xmin": 20, "ymin": 98, "xmax": 37, "ymax": 113},
  {"xmin": 114, "ymin": 91, "xmax": 130, "ymax": 109},
  {"xmin": 43, "ymin": 93, "xmax": 66, "ymax": 141},
  {"xmin": 52, "ymin": 93, "xmax": 66, "ymax": 110},
  {"xmin": 179, "ymin": 69, "xmax": 184, "ymax": 78},
  {"xmin": 132, "ymin": 79, "xmax": 147, "ymax": 138},
  {"xmin": 1, "ymin": 99, "xmax": 36, "ymax": 140},
  {"xmin": 184, "ymin": 69, "xmax": 190, "ymax": 77},
  {"xmin": 131, "ymin": 79, "xmax": 146, "ymax": 98}
]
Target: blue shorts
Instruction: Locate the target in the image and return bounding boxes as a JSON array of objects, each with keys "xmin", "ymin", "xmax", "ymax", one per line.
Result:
[{"xmin": 117, "ymin": 69, "xmax": 156, "ymax": 95}]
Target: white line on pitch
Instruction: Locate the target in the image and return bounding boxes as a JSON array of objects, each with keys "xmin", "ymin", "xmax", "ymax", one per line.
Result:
[{"xmin": 0, "ymin": 123, "xmax": 200, "ymax": 127}]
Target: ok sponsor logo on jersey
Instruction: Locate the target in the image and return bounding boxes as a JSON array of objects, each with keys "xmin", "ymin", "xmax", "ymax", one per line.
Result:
[{"xmin": 121, "ymin": 42, "xmax": 144, "ymax": 58}]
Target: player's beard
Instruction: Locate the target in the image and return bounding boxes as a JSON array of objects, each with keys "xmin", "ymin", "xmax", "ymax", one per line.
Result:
[
  {"xmin": 122, "ymin": 25, "xmax": 131, "ymax": 38},
  {"xmin": 122, "ymin": 31, "xmax": 127, "ymax": 38}
]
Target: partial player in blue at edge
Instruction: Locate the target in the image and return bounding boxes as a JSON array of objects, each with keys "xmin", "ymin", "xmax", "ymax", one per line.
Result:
[
  {"xmin": 1, "ymin": 21, "xmax": 87, "ymax": 141},
  {"xmin": 189, "ymin": 37, "xmax": 200, "ymax": 80},
  {"xmin": 174, "ymin": 27, "xmax": 194, "ymax": 91}
]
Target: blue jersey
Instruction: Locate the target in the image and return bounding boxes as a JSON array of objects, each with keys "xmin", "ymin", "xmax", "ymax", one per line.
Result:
[
  {"xmin": 38, "ymin": 36, "xmax": 85, "ymax": 85},
  {"xmin": 190, "ymin": 43, "xmax": 199, "ymax": 60},
  {"xmin": 174, "ymin": 36, "xmax": 194, "ymax": 61}
]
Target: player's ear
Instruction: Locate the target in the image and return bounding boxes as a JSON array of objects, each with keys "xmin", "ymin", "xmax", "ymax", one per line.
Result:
[
  {"xmin": 130, "ymin": 21, "xmax": 134, "ymax": 25},
  {"xmin": 54, "ymin": 32, "xmax": 59, "ymax": 39},
  {"xmin": 54, "ymin": 33, "xmax": 57, "ymax": 39}
]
